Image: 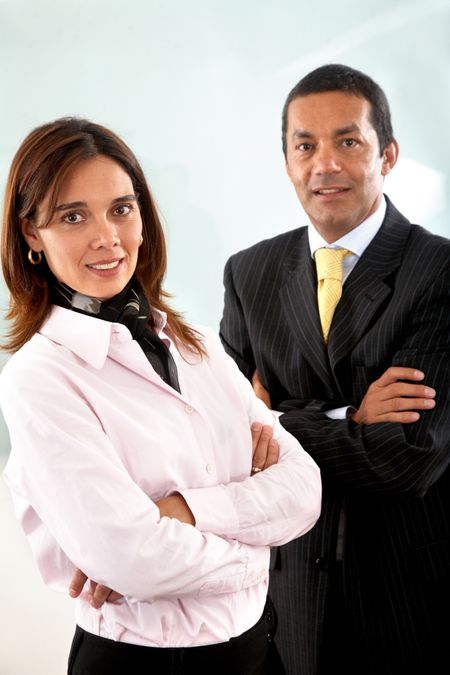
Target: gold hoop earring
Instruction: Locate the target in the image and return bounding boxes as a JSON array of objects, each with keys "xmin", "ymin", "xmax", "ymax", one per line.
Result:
[{"xmin": 28, "ymin": 249, "xmax": 42, "ymax": 265}]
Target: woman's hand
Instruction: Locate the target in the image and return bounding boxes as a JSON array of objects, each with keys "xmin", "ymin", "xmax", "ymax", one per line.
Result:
[
  {"xmin": 250, "ymin": 422, "xmax": 279, "ymax": 475},
  {"xmin": 156, "ymin": 493, "xmax": 195, "ymax": 525},
  {"xmin": 69, "ymin": 495, "xmax": 195, "ymax": 609},
  {"xmin": 68, "ymin": 425, "xmax": 278, "ymax": 608},
  {"xmin": 69, "ymin": 568, "xmax": 122, "ymax": 610}
]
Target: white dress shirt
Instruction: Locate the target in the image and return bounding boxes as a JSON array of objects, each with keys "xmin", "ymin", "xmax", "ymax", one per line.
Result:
[
  {"xmin": 308, "ymin": 196, "xmax": 387, "ymax": 282},
  {"xmin": 1, "ymin": 306, "xmax": 321, "ymax": 647}
]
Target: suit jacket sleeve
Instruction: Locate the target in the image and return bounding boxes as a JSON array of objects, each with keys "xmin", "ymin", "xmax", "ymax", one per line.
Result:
[
  {"xmin": 221, "ymin": 248, "xmax": 450, "ymax": 500},
  {"xmin": 279, "ymin": 265, "xmax": 450, "ymax": 498},
  {"xmin": 220, "ymin": 256, "xmax": 256, "ymax": 381}
]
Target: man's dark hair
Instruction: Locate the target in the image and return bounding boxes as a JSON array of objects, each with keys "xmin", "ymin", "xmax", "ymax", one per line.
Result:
[{"xmin": 281, "ymin": 63, "xmax": 394, "ymax": 157}]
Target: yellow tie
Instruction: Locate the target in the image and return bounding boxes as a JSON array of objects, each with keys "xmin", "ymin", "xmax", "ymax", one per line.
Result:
[{"xmin": 315, "ymin": 248, "xmax": 351, "ymax": 343}]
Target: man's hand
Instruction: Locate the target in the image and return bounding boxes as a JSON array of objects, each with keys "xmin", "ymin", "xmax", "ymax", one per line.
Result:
[
  {"xmin": 352, "ymin": 367, "xmax": 436, "ymax": 425},
  {"xmin": 250, "ymin": 422, "xmax": 279, "ymax": 474},
  {"xmin": 69, "ymin": 569, "xmax": 123, "ymax": 610},
  {"xmin": 252, "ymin": 369, "xmax": 272, "ymax": 408}
]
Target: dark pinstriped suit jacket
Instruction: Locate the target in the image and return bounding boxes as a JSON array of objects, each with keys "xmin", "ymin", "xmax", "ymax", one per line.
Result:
[{"xmin": 220, "ymin": 197, "xmax": 450, "ymax": 675}]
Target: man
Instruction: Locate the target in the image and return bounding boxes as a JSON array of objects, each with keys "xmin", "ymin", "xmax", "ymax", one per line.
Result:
[{"xmin": 219, "ymin": 64, "xmax": 450, "ymax": 675}]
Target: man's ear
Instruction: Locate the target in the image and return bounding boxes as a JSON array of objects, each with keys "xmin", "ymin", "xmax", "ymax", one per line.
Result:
[
  {"xmin": 20, "ymin": 218, "xmax": 42, "ymax": 253},
  {"xmin": 381, "ymin": 139, "xmax": 399, "ymax": 177}
]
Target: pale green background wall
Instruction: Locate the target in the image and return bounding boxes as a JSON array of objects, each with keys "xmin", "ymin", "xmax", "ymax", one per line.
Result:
[{"xmin": 1, "ymin": 0, "xmax": 449, "ymax": 456}]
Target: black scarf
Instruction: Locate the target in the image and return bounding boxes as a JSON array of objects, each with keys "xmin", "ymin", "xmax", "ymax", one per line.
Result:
[{"xmin": 51, "ymin": 278, "xmax": 181, "ymax": 393}]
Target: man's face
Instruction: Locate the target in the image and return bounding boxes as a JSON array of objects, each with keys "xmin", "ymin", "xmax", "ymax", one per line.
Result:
[{"xmin": 284, "ymin": 91, "xmax": 398, "ymax": 242}]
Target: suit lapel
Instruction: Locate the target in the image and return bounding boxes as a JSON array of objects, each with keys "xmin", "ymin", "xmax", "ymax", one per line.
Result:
[
  {"xmin": 280, "ymin": 228, "xmax": 334, "ymax": 390},
  {"xmin": 328, "ymin": 198, "xmax": 412, "ymax": 371}
]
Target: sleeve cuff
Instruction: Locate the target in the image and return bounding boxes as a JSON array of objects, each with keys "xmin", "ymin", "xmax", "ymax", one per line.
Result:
[{"xmin": 324, "ymin": 405, "xmax": 356, "ymax": 420}]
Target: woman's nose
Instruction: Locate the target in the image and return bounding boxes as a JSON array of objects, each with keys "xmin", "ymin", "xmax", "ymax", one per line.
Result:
[{"xmin": 90, "ymin": 216, "xmax": 120, "ymax": 248}]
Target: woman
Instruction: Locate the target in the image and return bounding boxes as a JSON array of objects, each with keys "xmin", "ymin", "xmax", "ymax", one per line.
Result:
[{"xmin": 0, "ymin": 117, "xmax": 321, "ymax": 674}]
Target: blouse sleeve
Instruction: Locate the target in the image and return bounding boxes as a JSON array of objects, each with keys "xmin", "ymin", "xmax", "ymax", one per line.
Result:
[
  {"xmin": 1, "ymin": 358, "xmax": 269, "ymax": 603},
  {"xmin": 179, "ymin": 329, "xmax": 322, "ymax": 546}
]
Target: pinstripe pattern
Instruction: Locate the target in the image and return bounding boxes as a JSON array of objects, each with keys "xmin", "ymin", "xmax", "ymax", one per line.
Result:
[{"xmin": 220, "ymin": 197, "xmax": 450, "ymax": 674}]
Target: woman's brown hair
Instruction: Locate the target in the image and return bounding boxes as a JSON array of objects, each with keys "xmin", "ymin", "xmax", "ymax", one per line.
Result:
[{"xmin": 1, "ymin": 117, "xmax": 205, "ymax": 354}]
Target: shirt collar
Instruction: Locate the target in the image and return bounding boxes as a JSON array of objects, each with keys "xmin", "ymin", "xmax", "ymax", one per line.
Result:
[
  {"xmin": 308, "ymin": 195, "xmax": 387, "ymax": 257},
  {"xmin": 40, "ymin": 305, "xmax": 170, "ymax": 370}
]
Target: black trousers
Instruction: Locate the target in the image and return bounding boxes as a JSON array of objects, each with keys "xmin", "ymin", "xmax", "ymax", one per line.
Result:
[{"xmin": 68, "ymin": 597, "xmax": 285, "ymax": 675}]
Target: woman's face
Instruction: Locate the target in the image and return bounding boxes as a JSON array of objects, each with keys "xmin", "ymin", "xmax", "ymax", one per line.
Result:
[{"xmin": 22, "ymin": 155, "xmax": 143, "ymax": 300}]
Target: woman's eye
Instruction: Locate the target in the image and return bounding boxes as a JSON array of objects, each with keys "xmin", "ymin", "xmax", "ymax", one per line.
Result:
[
  {"xmin": 63, "ymin": 212, "xmax": 83, "ymax": 224},
  {"xmin": 113, "ymin": 204, "xmax": 132, "ymax": 216},
  {"xmin": 343, "ymin": 139, "xmax": 356, "ymax": 147}
]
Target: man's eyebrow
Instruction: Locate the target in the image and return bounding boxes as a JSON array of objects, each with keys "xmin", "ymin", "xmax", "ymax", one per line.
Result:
[
  {"xmin": 291, "ymin": 124, "xmax": 362, "ymax": 140},
  {"xmin": 54, "ymin": 194, "xmax": 138, "ymax": 211},
  {"xmin": 292, "ymin": 129, "xmax": 313, "ymax": 139},
  {"xmin": 334, "ymin": 124, "xmax": 360, "ymax": 136}
]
